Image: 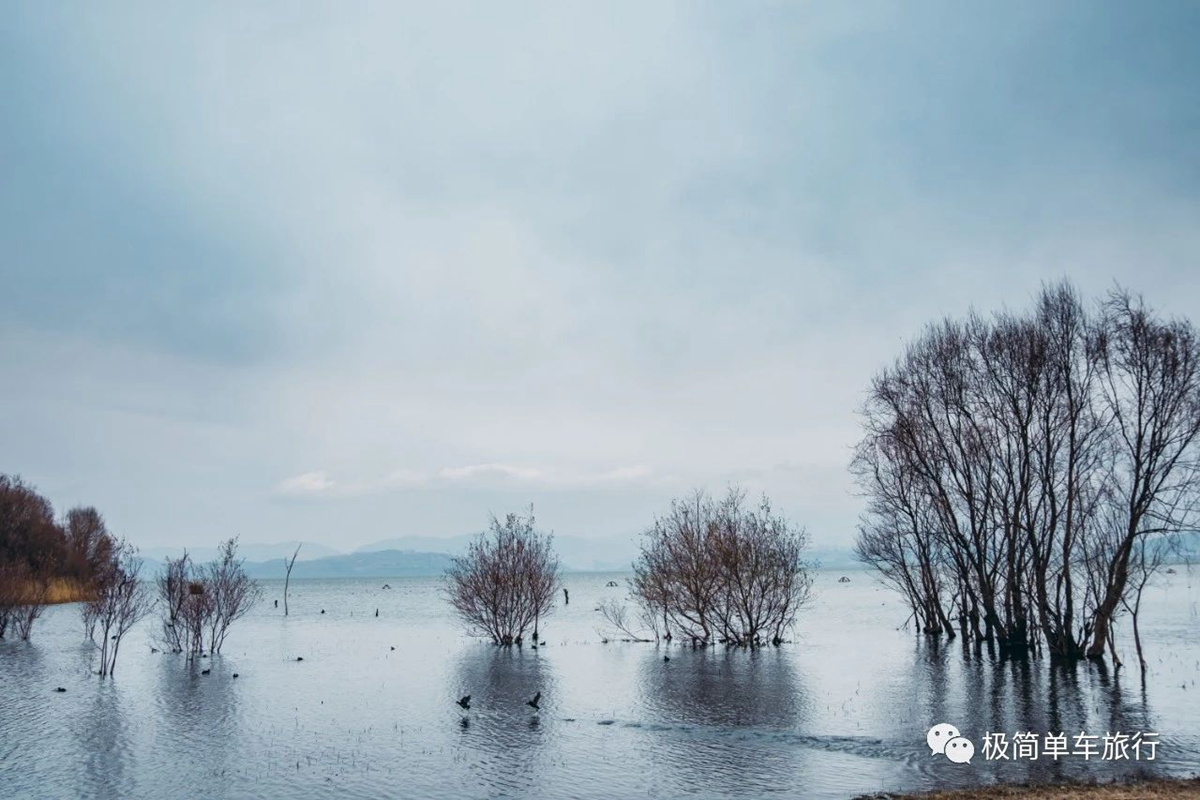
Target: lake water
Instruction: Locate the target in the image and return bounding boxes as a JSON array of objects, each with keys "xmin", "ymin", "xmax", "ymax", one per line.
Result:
[{"xmin": 2, "ymin": 569, "xmax": 1198, "ymax": 799}]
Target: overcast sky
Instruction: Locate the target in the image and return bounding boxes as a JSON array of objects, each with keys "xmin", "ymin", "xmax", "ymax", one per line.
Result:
[{"xmin": 2, "ymin": 2, "xmax": 1198, "ymax": 552}]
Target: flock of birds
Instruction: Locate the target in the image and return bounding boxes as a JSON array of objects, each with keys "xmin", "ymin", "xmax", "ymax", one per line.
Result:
[{"xmin": 455, "ymin": 691, "xmax": 541, "ymax": 713}]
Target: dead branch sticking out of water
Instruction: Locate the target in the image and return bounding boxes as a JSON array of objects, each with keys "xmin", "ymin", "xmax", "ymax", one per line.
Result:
[{"xmin": 596, "ymin": 598, "xmax": 654, "ymax": 642}]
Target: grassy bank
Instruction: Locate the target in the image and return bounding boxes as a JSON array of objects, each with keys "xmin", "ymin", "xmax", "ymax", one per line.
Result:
[
  {"xmin": 858, "ymin": 777, "xmax": 1200, "ymax": 799},
  {"xmin": 38, "ymin": 578, "xmax": 93, "ymax": 604}
]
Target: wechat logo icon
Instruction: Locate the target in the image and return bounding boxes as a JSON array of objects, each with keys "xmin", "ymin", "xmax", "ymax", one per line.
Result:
[{"xmin": 927, "ymin": 723, "xmax": 974, "ymax": 764}]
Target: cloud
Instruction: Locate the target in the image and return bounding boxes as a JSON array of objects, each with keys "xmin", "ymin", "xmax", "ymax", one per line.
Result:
[
  {"xmin": 276, "ymin": 471, "xmax": 337, "ymax": 496},
  {"xmin": 436, "ymin": 463, "xmax": 545, "ymax": 482},
  {"xmin": 275, "ymin": 463, "xmax": 659, "ymax": 498}
]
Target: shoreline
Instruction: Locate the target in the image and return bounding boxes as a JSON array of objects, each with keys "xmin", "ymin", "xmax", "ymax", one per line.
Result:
[{"xmin": 858, "ymin": 776, "xmax": 1200, "ymax": 799}]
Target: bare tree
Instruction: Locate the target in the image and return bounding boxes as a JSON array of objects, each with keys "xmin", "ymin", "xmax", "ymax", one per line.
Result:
[
  {"xmin": 0, "ymin": 560, "xmax": 51, "ymax": 641},
  {"xmin": 1121, "ymin": 535, "xmax": 1168, "ymax": 676},
  {"xmin": 180, "ymin": 578, "xmax": 213, "ymax": 656},
  {"xmin": 1086, "ymin": 290, "xmax": 1200, "ymax": 658},
  {"xmin": 0, "ymin": 563, "xmax": 21, "ymax": 639},
  {"xmin": 445, "ymin": 509, "xmax": 561, "ymax": 646},
  {"xmin": 283, "ymin": 543, "xmax": 301, "ymax": 616},
  {"xmin": 83, "ymin": 539, "xmax": 153, "ymax": 676},
  {"xmin": 632, "ymin": 488, "xmax": 811, "ymax": 648},
  {"xmin": 631, "ymin": 490, "xmax": 723, "ymax": 643},
  {"xmin": 156, "ymin": 553, "xmax": 191, "ymax": 653},
  {"xmin": 0, "ymin": 475, "xmax": 67, "ymax": 579},
  {"xmin": 9, "ymin": 567, "xmax": 49, "ymax": 641},
  {"xmin": 63, "ymin": 506, "xmax": 115, "ymax": 586},
  {"xmin": 204, "ymin": 538, "xmax": 262, "ymax": 654}
]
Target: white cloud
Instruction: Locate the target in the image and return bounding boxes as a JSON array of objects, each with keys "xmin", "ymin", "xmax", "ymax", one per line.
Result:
[
  {"xmin": 275, "ymin": 462, "xmax": 659, "ymax": 498},
  {"xmin": 437, "ymin": 463, "xmax": 545, "ymax": 482},
  {"xmin": 276, "ymin": 471, "xmax": 337, "ymax": 496}
]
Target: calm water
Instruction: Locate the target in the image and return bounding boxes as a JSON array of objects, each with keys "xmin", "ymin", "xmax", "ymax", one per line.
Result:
[{"xmin": 1, "ymin": 569, "xmax": 1198, "ymax": 799}]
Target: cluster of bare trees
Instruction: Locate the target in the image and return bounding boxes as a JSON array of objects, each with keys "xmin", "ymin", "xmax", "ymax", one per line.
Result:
[
  {"xmin": 0, "ymin": 475, "xmax": 126, "ymax": 641},
  {"xmin": 157, "ymin": 539, "xmax": 261, "ymax": 657},
  {"xmin": 445, "ymin": 510, "xmax": 560, "ymax": 646},
  {"xmin": 631, "ymin": 489, "xmax": 812, "ymax": 647},
  {"xmin": 0, "ymin": 475, "xmax": 62, "ymax": 641},
  {"xmin": 0, "ymin": 473, "xmax": 260, "ymax": 664},
  {"xmin": 854, "ymin": 283, "xmax": 1200, "ymax": 664},
  {"xmin": 82, "ymin": 539, "xmax": 153, "ymax": 676}
]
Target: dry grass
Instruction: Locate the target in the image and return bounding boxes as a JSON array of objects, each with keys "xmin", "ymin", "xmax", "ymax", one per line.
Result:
[
  {"xmin": 42, "ymin": 578, "xmax": 93, "ymax": 604},
  {"xmin": 857, "ymin": 777, "xmax": 1200, "ymax": 799}
]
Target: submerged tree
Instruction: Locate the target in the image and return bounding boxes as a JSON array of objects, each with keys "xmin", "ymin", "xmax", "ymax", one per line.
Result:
[
  {"xmin": 445, "ymin": 509, "xmax": 561, "ymax": 646},
  {"xmin": 83, "ymin": 539, "xmax": 153, "ymax": 676},
  {"xmin": 10, "ymin": 576, "xmax": 48, "ymax": 641},
  {"xmin": 156, "ymin": 553, "xmax": 192, "ymax": 653},
  {"xmin": 204, "ymin": 538, "xmax": 262, "ymax": 654},
  {"xmin": 0, "ymin": 563, "xmax": 49, "ymax": 641},
  {"xmin": 853, "ymin": 282, "xmax": 1200, "ymax": 663},
  {"xmin": 631, "ymin": 488, "xmax": 811, "ymax": 647},
  {"xmin": 155, "ymin": 539, "xmax": 260, "ymax": 657}
]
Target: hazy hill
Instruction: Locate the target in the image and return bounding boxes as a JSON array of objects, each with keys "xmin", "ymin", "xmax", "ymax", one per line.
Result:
[
  {"xmin": 139, "ymin": 540, "xmax": 342, "ymax": 564},
  {"xmin": 241, "ymin": 549, "xmax": 455, "ymax": 579},
  {"xmin": 355, "ymin": 533, "xmax": 639, "ymax": 572},
  {"xmin": 137, "ymin": 534, "xmax": 1198, "ymax": 580}
]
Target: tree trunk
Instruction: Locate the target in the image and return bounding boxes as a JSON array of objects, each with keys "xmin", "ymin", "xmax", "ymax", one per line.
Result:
[{"xmin": 1088, "ymin": 537, "xmax": 1134, "ymax": 659}]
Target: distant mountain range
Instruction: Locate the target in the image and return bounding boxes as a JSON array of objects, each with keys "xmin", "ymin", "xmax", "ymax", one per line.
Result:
[
  {"xmin": 133, "ymin": 535, "xmax": 866, "ymax": 579},
  {"xmin": 138, "ymin": 540, "xmax": 342, "ymax": 564},
  {"xmin": 132, "ymin": 533, "xmax": 1200, "ymax": 581},
  {"xmin": 353, "ymin": 534, "xmax": 639, "ymax": 572},
  {"xmin": 241, "ymin": 549, "xmax": 455, "ymax": 579}
]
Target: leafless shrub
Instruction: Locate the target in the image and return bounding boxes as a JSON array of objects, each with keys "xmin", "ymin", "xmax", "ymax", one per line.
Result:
[
  {"xmin": 0, "ymin": 564, "xmax": 15, "ymax": 638},
  {"xmin": 10, "ymin": 569, "xmax": 49, "ymax": 641},
  {"xmin": 83, "ymin": 539, "xmax": 153, "ymax": 676},
  {"xmin": 632, "ymin": 488, "xmax": 812, "ymax": 647},
  {"xmin": 1, "ymin": 564, "xmax": 46, "ymax": 640},
  {"xmin": 156, "ymin": 553, "xmax": 191, "ymax": 653},
  {"xmin": 204, "ymin": 538, "xmax": 262, "ymax": 654},
  {"xmin": 180, "ymin": 580, "xmax": 213, "ymax": 656},
  {"xmin": 445, "ymin": 509, "xmax": 561, "ymax": 646},
  {"xmin": 155, "ymin": 539, "xmax": 260, "ymax": 657},
  {"xmin": 712, "ymin": 493, "xmax": 813, "ymax": 646},
  {"xmin": 632, "ymin": 490, "xmax": 722, "ymax": 643}
]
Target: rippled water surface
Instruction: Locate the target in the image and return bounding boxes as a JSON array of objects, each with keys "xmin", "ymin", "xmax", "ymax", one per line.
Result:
[{"xmin": 2, "ymin": 570, "xmax": 1198, "ymax": 799}]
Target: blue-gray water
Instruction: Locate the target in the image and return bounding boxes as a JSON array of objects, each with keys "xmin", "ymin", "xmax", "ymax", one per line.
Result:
[{"xmin": 2, "ymin": 569, "xmax": 1198, "ymax": 799}]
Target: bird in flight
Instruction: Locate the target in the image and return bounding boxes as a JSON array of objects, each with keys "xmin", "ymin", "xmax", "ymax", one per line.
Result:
[
  {"xmin": 456, "ymin": 695, "xmax": 471, "ymax": 710},
  {"xmin": 526, "ymin": 692, "xmax": 541, "ymax": 711}
]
